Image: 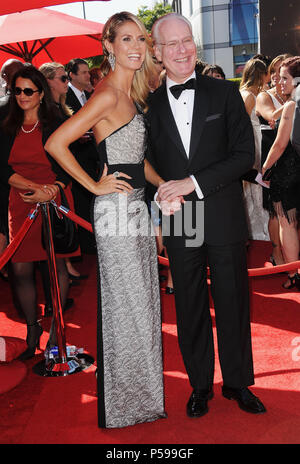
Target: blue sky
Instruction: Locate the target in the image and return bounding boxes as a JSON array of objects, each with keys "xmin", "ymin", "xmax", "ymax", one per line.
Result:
[{"xmin": 48, "ymin": 0, "xmax": 155, "ymax": 24}]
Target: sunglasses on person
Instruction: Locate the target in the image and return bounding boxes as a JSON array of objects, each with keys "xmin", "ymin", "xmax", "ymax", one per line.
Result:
[
  {"xmin": 14, "ymin": 87, "xmax": 40, "ymax": 96},
  {"xmin": 55, "ymin": 75, "xmax": 69, "ymax": 83}
]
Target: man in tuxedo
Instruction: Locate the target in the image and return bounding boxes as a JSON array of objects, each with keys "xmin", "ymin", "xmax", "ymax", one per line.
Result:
[
  {"xmin": 66, "ymin": 58, "xmax": 91, "ymax": 111},
  {"xmin": 147, "ymin": 13, "xmax": 266, "ymax": 417},
  {"xmin": 65, "ymin": 58, "xmax": 98, "ymax": 253}
]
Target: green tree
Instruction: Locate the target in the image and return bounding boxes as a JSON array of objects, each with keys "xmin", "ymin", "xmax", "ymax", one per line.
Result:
[
  {"xmin": 85, "ymin": 55, "xmax": 104, "ymax": 69},
  {"xmin": 137, "ymin": 2, "xmax": 173, "ymax": 33}
]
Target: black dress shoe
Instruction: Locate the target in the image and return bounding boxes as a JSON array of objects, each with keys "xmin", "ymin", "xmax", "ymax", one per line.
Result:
[
  {"xmin": 165, "ymin": 286, "xmax": 174, "ymax": 294},
  {"xmin": 222, "ymin": 386, "xmax": 266, "ymax": 414},
  {"xmin": 186, "ymin": 388, "xmax": 213, "ymax": 418}
]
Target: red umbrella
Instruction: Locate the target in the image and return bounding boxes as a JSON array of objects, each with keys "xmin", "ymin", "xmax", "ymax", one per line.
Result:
[
  {"xmin": 0, "ymin": 1, "xmax": 110, "ymax": 16},
  {"xmin": 0, "ymin": 8, "xmax": 104, "ymax": 67}
]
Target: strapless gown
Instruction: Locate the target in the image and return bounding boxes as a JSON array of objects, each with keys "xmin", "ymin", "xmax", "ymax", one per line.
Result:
[{"xmin": 93, "ymin": 114, "xmax": 166, "ymax": 428}]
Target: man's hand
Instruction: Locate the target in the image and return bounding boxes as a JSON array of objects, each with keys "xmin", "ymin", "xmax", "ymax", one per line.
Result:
[
  {"xmin": 160, "ymin": 197, "xmax": 182, "ymax": 216},
  {"xmin": 158, "ymin": 177, "xmax": 195, "ymax": 202}
]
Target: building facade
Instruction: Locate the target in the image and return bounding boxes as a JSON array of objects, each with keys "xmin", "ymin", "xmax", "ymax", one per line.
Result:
[{"xmin": 164, "ymin": 0, "xmax": 259, "ymax": 78}]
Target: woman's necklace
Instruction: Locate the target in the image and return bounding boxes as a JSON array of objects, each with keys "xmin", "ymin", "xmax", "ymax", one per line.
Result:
[
  {"xmin": 21, "ymin": 120, "xmax": 39, "ymax": 134},
  {"xmin": 274, "ymin": 91, "xmax": 285, "ymax": 105}
]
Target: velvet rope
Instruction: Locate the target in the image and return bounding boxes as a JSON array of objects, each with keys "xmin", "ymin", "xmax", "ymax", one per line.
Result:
[
  {"xmin": 0, "ymin": 205, "xmax": 40, "ymax": 270},
  {"xmin": 53, "ymin": 202, "xmax": 93, "ymax": 233},
  {"xmin": 1, "ymin": 199, "xmax": 298, "ymax": 279},
  {"xmin": 158, "ymin": 254, "xmax": 300, "ymax": 277},
  {"xmin": 55, "ymin": 200, "xmax": 299, "ymax": 278}
]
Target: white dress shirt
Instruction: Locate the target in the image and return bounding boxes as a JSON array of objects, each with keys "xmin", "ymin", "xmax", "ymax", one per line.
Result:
[
  {"xmin": 166, "ymin": 72, "xmax": 203, "ymax": 199},
  {"xmin": 68, "ymin": 82, "xmax": 87, "ymax": 106}
]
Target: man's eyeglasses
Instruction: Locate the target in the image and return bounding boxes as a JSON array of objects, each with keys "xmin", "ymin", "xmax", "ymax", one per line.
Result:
[
  {"xmin": 156, "ymin": 37, "xmax": 194, "ymax": 51},
  {"xmin": 56, "ymin": 75, "xmax": 69, "ymax": 83},
  {"xmin": 14, "ymin": 87, "xmax": 40, "ymax": 96}
]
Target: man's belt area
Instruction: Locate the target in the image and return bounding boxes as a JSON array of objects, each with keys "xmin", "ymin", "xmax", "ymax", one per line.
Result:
[{"xmin": 107, "ymin": 163, "xmax": 146, "ymax": 189}]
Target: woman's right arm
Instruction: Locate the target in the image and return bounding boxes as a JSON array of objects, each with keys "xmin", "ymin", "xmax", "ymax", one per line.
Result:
[
  {"xmin": 45, "ymin": 91, "xmax": 133, "ymax": 196},
  {"xmin": 256, "ymin": 91, "xmax": 283, "ymax": 122}
]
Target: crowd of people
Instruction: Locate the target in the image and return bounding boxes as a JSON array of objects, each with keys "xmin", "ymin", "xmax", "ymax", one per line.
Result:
[
  {"xmin": 1, "ymin": 9, "xmax": 300, "ymax": 430},
  {"xmin": 239, "ymin": 53, "xmax": 300, "ymax": 290}
]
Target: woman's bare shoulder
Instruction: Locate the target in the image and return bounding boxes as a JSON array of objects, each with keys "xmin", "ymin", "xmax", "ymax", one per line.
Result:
[
  {"xmin": 282, "ymin": 100, "xmax": 296, "ymax": 117},
  {"xmin": 256, "ymin": 90, "xmax": 272, "ymax": 103},
  {"xmin": 88, "ymin": 82, "xmax": 119, "ymax": 116}
]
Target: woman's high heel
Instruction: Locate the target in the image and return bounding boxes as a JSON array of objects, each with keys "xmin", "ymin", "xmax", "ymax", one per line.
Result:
[
  {"xmin": 282, "ymin": 273, "xmax": 300, "ymax": 290},
  {"xmin": 18, "ymin": 322, "xmax": 43, "ymax": 361}
]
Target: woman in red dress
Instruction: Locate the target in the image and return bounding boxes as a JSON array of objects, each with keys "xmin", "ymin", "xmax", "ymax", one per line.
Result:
[{"xmin": 0, "ymin": 65, "xmax": 78, "ymax": 360}]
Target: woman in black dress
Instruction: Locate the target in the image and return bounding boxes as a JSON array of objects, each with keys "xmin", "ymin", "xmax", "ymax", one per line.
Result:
[
  {"xmin": 262, "ymin": 56, "xmax": 300, "ymax": 289},
  {"xmin": 256, "ymin": 54, "xmax": 291, "ymax": 265}
]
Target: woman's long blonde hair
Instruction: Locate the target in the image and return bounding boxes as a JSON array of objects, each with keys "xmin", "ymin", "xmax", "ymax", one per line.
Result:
[
  {"xmin": 101, "ymin": 11, "xmax": 156, "ymax": 110},
  {"xmin": 39, "ymin": 62, "xmax": 73, "ymax": 117},
  {"xmin": 240, "ymin": 58, "xmax": 267, "ymax": 92}
]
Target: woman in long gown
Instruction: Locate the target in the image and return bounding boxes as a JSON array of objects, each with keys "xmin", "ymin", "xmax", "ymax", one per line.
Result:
[
  {"xmin": 262, "ymin": 56, "xmax": 300, "ymax": 289},
  {"xmin": 240, "ymin": 59, "xmax": 270, "ymax": 241},
  {"xmin": 45, "ymin": 12, "xmax": 170, "ymax": 428}
]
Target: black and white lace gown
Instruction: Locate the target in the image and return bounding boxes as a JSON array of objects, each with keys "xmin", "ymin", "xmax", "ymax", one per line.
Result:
[{"xmin": 94, "ymin": 114, "xmax": 166, "ymax": 428}]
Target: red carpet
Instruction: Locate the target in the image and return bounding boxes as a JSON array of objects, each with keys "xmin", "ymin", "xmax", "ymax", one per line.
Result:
[
  {"xmin": 0, "ymin": 361, "xmax": 27, "ymax": 395},
  {"xmin": 0, "ymin": 240, "xmax": 300, "ymax": 444}
]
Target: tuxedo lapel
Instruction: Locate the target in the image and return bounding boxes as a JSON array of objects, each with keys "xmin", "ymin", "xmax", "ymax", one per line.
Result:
[
  {"xmin": 66, "ymin": 87, "xmax": 82, "ymax": 114},
  {"xmin": 188, "ymin": 77, "xmax": 209, "ymax": 164},
  {"xmin": 156, "ymin": 84, "xmax": 188, "ymax": 162}
]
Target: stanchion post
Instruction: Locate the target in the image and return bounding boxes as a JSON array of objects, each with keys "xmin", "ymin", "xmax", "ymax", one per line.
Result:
[
  {"xmin": 40, "ymin": 202, "xmax": 67, "ymax": 363},
  {"xmin": 33, "ymin": 201, "xmax": 94, "ymax": 377}
]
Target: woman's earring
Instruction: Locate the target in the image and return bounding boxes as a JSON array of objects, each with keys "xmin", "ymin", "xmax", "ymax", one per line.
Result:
[
  {"xmin": 108, "ymin": 52, "xmax": 116, "ymax": 71},
  {"xmin": 138, "ymin": 62, "xmax": 144, "ymax": 72}
]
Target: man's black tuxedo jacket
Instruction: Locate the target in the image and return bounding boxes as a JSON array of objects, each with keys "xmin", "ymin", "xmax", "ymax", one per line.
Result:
[
  {"xmin": 146, "ymin": 74, "xmax": 255, "ymax": 248},
  {"xmin": 66, "ymin": 87, "xmax": 90, "ymax": 114},
  {"xmin": 65, "ymin": 86, "xmax": 98, "ymax": 180}
]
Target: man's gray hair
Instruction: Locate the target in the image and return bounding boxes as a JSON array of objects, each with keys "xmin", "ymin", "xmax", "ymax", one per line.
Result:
[{"xmin": 152, "ymin": 12, "xmax": 193, "ymax": 45}]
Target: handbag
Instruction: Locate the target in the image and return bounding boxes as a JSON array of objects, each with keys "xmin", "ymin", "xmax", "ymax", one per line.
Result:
[{"xmin": 42, "ymin": 184, "xmax": 79, "ymax": 254}]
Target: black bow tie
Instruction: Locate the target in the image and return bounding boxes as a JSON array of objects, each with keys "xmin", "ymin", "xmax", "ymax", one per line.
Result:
[{"xmin": 169, "ymin": 78, "xmax": 196, "ymax": 99}]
